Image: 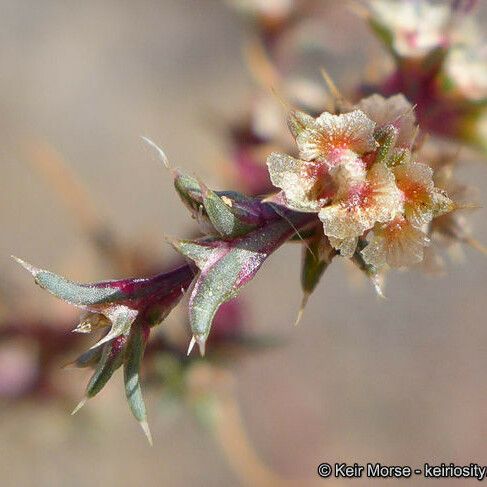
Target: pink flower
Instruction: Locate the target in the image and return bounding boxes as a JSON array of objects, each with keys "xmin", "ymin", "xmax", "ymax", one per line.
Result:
[
  {"xmin": 361, "ymin": 217, "xmax": 430, "ymax": 268},
  {"xmin": 367, "ymin": 0, "xmax": 451, "ymax": 58},
  {"xmin": 267, "ymin": 109, "xmax": 377, "ymax": 212},
  {"xmin": 319, "ymin": 162, "xmax": 402, "ymax": 257},
  {"xmin": 290, "ymin": 109, "xmax": 377, "ymax": 162},
  {"xmin": 394, "ymin": 161, "xmax": 453, "ymax": 228},
  {"xmin": 355, "ymin": 94, "xmax": 417, "ymax": 148},
  {"xmin": 266, "ymin": 96, "xmax": 455, "ymax": 264}
]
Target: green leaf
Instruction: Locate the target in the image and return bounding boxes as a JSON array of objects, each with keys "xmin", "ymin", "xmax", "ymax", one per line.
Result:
[
  {"xmin": 171, "ymin": 239, "xmax": 219, "ymax": 269},
  {"xmin": 13, "ymin": 257, "xmax": 127, "ymax": 307},
  {"xmin": 173, "ymin": 171, "xmax": 205, "ymax": 215},
  {"xmin": 297, "ymin": 236, "xmax": 335, "ymax": 324},
  {"xmin": 301, "ymin": 238, "xmax": 330, "ymax": 295},
  {"xmin": 71, "ymin": 336, "xmax": 126, "ymax": 414},
  {"xmin": 173, "ymin": 211, "xmax": 314, "ymax": 355},
  {"xmin": 124, "ymin": 324, "xmax": 152, "ymax": 445},
  {"xmin": 13, "ymin": 258, "xmax": 193, "ymax": 314},
  {"xmin": 14, "ymin": 257, "xmax": 196, "ymax": 350},
  {"xmin": 200, "ymin": 182, "xmax": 256, "ymax": 238},
  {"xmin": 173, "ymin": 170, "xmax": 276, "ymax": 237}
]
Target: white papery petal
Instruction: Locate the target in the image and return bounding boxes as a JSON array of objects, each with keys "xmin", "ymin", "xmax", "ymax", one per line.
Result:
[
  {"xmin": 356, "ymin": 94, "xmax": 417, "ymax": 147},
  {"xmin": 267, "ymin": 152, "xmax": 323, "ymax": 212}
]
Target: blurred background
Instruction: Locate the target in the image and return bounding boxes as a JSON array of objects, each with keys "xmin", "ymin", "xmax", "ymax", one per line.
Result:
[{"xmin": 1, "ymin": 1, "xmax": 486, "ymax": 486}]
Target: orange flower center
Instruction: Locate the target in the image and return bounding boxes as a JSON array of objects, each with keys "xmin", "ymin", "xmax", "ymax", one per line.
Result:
[
  {"xmin": 383, "ymin": 217, "xmax": 407, "ymax": 240},
  {"xmin": 397, "ymin": 179, "xmax": 430, "ymax": 206},
  {"xmin": 319, "ymin": 134, "xmax": 354, "ymax": 156}
]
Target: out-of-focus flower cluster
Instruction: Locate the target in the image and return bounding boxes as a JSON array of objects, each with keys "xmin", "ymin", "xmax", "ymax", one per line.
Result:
[{"xmin": 363, "ymin": 0, "xmax": 487, "ymax": 153}]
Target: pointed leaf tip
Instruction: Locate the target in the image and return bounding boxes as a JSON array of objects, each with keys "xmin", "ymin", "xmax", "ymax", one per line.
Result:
[
  {"xmin": 124, "ymin": 325, "xmax": 151, "ymax": 445},
  {"xmin": 171, "ymin": 239, "xmax": 219, "ymax": 270},
  {"xmin": 372, "ymin": 275, "xmax": 387, "ymax": 299},
  {"xmin": 13, "ymin": 260, "xmax": 135, "ymax": 308},
  {"xmin": 294, "ymin": 293, "xmax": 310, "ymax": 326},
  {"xmin": 186, "ymin": 213, "xmax": 312, "ymax": 349},
  {"xmin": 187, "ymin": 336, "xmax": 196, "ymax": 356},
  {"xmin": 196, "ymin": 335, "xmax": 206, "ymax": 357},
  {"xmin": 141, "ymin": 136, "xmax": 170, "ymax": 169},
  {"xmin": 83, "ymin": 339, "xmax": 125, "ymax": 400},
  {"xmin": 140, "ymin": 419, "xmax": 153, "ymax": 446},
  {"xmin": 12, "ymin": 256, "xmax": 40, "ymax": 277},
  {"xmin": 71, "ymin": 397, "xmax": 87, "ymax": 415}
]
